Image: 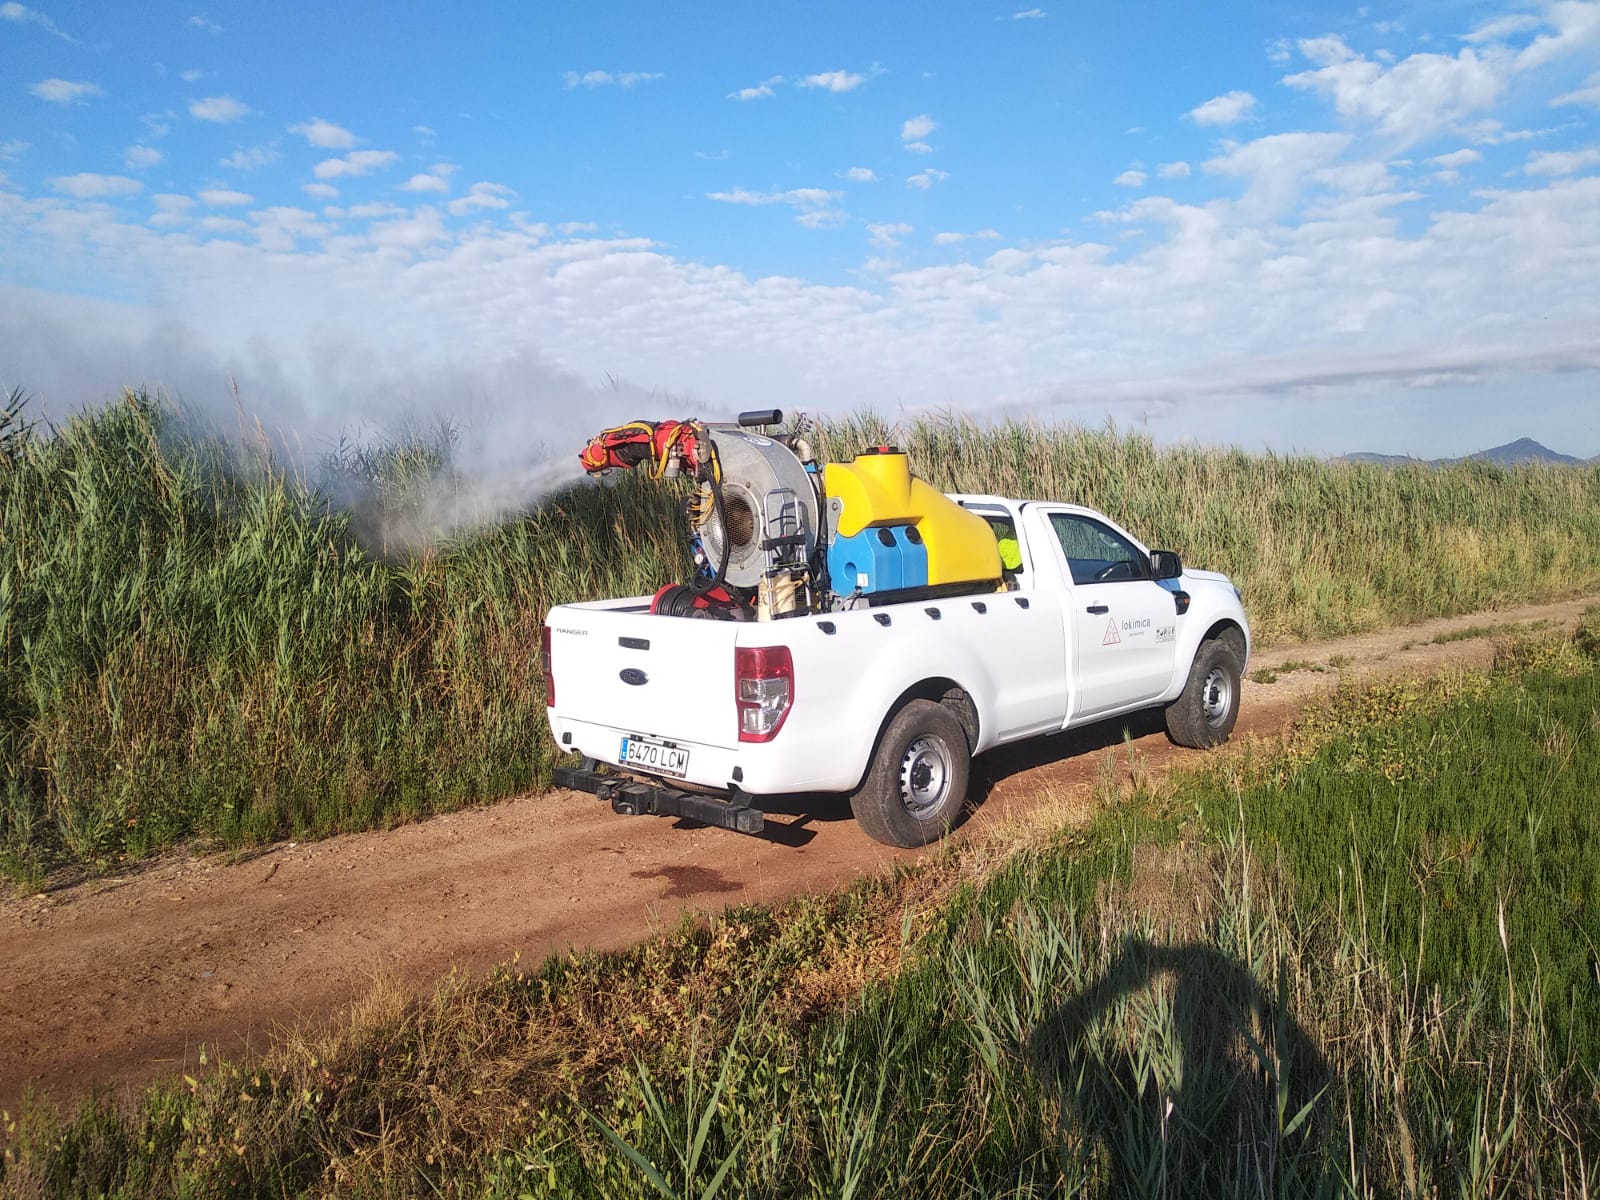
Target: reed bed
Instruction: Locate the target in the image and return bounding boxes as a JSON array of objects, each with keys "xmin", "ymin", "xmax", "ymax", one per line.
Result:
[
  {"xmin": 3, "ymin": 392, "xmax": 1598, "ymax": 877},
  {"xmin": 820, "ymin": 413, "xmax": 1600, "ymax": 645}
]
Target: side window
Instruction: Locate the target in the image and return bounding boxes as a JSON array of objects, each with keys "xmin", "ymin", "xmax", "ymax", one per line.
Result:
[{"xmin": 1048, "ymin": 514, "xmax": 1150, "ymax": 585}]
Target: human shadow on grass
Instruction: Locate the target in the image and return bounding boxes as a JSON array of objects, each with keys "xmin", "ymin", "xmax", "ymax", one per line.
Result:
[{"xmin": 1029, "ymin": 936, "xmax": 1337, "ymax": 1199}]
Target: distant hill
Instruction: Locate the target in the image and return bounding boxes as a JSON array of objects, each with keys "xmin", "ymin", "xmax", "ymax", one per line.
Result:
[
  {"xmin": 1340, "ymin": 438, "xmax": 1593, "ymax": 467},
  {"xmin": 1470, "ymin": 438, "xmax": 1587, "ymax": 467}
]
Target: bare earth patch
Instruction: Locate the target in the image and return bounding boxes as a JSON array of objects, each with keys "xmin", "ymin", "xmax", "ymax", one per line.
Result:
[{"xmin": 2, "ymin": 593, "xmax": 1594, "ymax": 1112}]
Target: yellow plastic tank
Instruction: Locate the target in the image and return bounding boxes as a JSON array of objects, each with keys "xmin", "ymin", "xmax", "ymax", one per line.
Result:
[{"xmin": 824, "ymin": 449, "xmax": 1001, "ymax": 587}]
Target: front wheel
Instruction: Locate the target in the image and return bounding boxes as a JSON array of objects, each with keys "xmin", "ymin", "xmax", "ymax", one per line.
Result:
[
  {"xmin": 1164, "ymin": 638, "xmax": 1242, "ymax": 748},
  {"xmin": 850, "ymin": 700, "xmax": 971, "ymax": 848}
]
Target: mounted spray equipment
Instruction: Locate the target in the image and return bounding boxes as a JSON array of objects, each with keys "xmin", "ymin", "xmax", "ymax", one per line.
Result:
[{"xmin": 577, "ymin": 411, "xmax": 1000, "ymax": 619}]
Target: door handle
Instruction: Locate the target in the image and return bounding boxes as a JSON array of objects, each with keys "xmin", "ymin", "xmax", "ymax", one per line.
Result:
[{"xmin": 1086, "ymin": 604, "xmax": 1109, "ymax": 614}]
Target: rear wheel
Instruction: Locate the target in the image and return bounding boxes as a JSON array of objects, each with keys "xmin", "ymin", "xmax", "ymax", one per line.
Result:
[
  {"xmin": 850, "ymin": 700, "xmax": 971, "ymax": 848},
  {"xmin": 1164, "ymin": 638, "xmax": 1242, "ymax": 748}
]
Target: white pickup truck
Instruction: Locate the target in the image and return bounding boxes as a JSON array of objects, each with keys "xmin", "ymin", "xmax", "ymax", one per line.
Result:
[{"xmin": 544, "ymin": 494, "xmax": 1249, "ymax": 847}]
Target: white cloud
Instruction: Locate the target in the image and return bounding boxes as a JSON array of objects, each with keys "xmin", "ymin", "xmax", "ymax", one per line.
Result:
[
  {"xmin": 194, "ymin": 216, "xmax": 248, "ymax": 234},
  {"xmin": 447, "ymin": 181, "xmax": 516, "ymax": 214},
  {"xmin": 2, "ymin": 3, "xmax": 74, "ymax": 40},
  {"xmin": 313, "ymin": 150, "xmax": 400, "ymax": 179},
  {"xmin": 1157, "ymin": 161, "xmax": 1192, "ymax": 178},
  {"xmin": 123, "ymin": 145, "xmax": 163, "ymax": 169},
  {"xmin": 867, "ymin": 222, "xmax": 912, "ymax": 248},
  {"xmin": 0, "ymin": 139, "xmax": 29, "ymax": 161},
  {"xmin": 1187, "ymin": 90, "xmax": 1257, "ymax": 125},
  {"xmin": 934, "ymin": 229, "xmax": 1001, "ymax": 245},
  {"xmin": 1012, "ymin": 8, "xmax": 1047, "ymax": 18},
  {"xmin": 7, "ymin": 167, "xmax": 1600, "ymax": 467},
  {"xmin": 1553, "ymin": 74, "xmax": 1600, "ymax": 107},
  {"xmin": 29, "ymin": 78, "xmax": 103, "ymax": 105},
  {"xmin": 220, "ymin": 145, "xmax": 280, "ymax": 170},
  {"xmin": 795, "ymin": 209, "xmax": 849, "ymax": 229},
  {"xmin": 906, "ymin": 169, "xmax": 950, "ymax": 189},
  {"xmin": 1203, "ymin": 131, "xmax": 1352, "ymax": 216},
  {"xmin": 1283, "ymin": 39, "xmax": 1504, "ymax": 142},
  {"xmin": 841, "ymin": 167, "xmax": 878, "ymax": 182},
  {"xmin": 1427, "ymin": 147, "xmax": 1484, "ymax": 184},
  {"xmin": 338, "ymin": 203, "xmax": 404, "ymax": 220},
  {"xmin": 400, "ymin": 168, "xmax": 454, "ymax": 193},
  {"xmin": 49, "ymin": 173, "xmax": 141, "ymax": 198},
  {"xmin": 728, "ymin": 76, "xmax": 783, "ymax": 102},
  {"xmin": 708, "ymin": 187, "xmax": 848, "ymax": 227},
  {"xmin": 1524, "ymin": 146, "xmax": 1600, "ymax": 175},
  {"xmin": 1114, "ymin": 169, "xmax": 1148, "ymax": 187},
  {"xmin": 901, "ymin": 114, "xmax": 937, "ymax": 141},
  {"xmin": 1299, "ymin": 35, "xmax": 1357, "ymax": 66},
  {"xmin": 1461, "ymin": 13, "xmax": 1541, "ymax": 43},
  {"xmin": 251, "ymin": 206, "xmax": 330, "ymax": 251},
  {"xmin": 413, "ymin": 125, "xmax": 437, "ymax": 139},
  {"xmin": 198, "ymin": 187, "xmax": 252, "ymax": 206},
  {"xmin": 301, "ymin": 182, "xmax": 339, "ymax": 200},
  {"xmin": 190, "ymin": 95, "xmax": 251, "ymax": 123},
  {"xmin": 187, "ymin": 14, "xmax": 221, "ymax": 33},
  {"xmin": 1515, "ymin": 1, "xmax": 1600, "ymax": 70},
  {"xmin": 559, "ymin": 221, "xmax": 598, "ymax": 235},
  {"xmin": 290, "ymin": 119, "xmax": 357, "ymax": 149},
  {"xmin": 904, "ymin": 141, "xmax": 933, "ymax": 154},
  {"xmin": 1464, "ymin": 120, "xmax": 1545, "ymax": 145},
  {"xmin": 562, "ymin": 70, "xmax": 662, "ymax": 89},
  {"xmin": 799, "ymin": 70, "xmax": 864, "ymax": 93},
  {"xmin": 148, "ymin": 193, "xmax": 195, "ymax": 227},
  {"xmin": 179, "ymin": 69, "xmax": 205, "ymax": 83}
]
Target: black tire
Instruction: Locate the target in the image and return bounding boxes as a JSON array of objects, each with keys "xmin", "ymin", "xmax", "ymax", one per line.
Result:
[
  {"xmin": 1165, "ymin": 638, "xmax": 1242, "ymax": 749},
  {"xmin": 849, "ymin": 700, "xmax": 971, "ymax": 848}
]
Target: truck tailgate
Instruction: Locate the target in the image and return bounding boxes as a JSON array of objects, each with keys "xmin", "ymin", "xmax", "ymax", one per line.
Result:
[{"xmin": 546, "ymin": 600, "xmax": 737, "ymax": 750}]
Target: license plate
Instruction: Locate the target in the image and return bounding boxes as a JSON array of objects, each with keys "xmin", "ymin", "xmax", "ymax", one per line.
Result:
[{"xmin": 620, "ymin": 735, "xmax": 691, "ymax": 779}]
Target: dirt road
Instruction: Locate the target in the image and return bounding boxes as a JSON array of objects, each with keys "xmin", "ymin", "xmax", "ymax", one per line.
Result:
[{"xmin": 2, "ymin": 595, "xmax": 1593, "ymax": 1112}]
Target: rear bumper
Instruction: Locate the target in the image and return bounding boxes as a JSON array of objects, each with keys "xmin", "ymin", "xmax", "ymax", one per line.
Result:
[
  {"xmin": 547, "ymin": 714, "xmax": 861, "ymax": 794},
  {"xmin": 552, "ymin": 764, "xmax": 765, "ymax": 835}
]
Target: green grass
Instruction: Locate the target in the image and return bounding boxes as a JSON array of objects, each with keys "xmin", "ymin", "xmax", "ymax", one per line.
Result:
[
  {"xmin": 4, "ymin": 392, "xmax": 1600, "ymax": 879},
  {"xmin": 5, "ymin": 635, "xmax": 1597, "ymax": 1198},
  {"xmin": 1204, "ymin": 652, "xmax": 1600, "ymax": 1064}
]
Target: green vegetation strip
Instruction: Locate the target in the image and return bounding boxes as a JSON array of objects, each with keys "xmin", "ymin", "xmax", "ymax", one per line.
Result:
[
  {"xmin": 5, "ymin": 391, "xmax": 1600, "ymax": 876},
  {"xmin": 6, "ymin": 628, "xmax": 1597, "ymax": 1198}
]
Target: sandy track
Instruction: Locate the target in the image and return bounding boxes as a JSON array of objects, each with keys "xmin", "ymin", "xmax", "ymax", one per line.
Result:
[{"xmin": 2, "ymin": 594, "xmax": 1593, "ymax": 1112}]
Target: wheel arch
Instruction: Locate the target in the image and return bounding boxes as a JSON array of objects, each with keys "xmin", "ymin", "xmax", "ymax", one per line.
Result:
[
  {"xmin": 1201, "ymin": 619, "xmax": 1248, "ymax": 667},
  {"xmin": 853, "ymin": 677, "xmax": 979, "ymax": 790}
]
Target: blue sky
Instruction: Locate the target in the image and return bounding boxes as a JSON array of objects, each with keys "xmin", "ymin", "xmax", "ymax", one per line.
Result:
[{"xmin": 3, "ymin": 0, "xmax": 1599, "ymax": 462}]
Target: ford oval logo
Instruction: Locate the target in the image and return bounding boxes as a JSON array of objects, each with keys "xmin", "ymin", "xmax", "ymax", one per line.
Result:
[{"xmin": 620, "ymin": 668, "xmax": 648, "ymax": 686}]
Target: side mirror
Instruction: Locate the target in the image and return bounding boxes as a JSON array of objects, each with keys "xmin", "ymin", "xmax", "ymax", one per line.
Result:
[{"xmin": 1150, "ymin": 550, "xmax": 1182, "ymax": 581}]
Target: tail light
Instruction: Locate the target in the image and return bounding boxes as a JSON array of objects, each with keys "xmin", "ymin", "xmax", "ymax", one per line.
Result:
[
  {"xmin": 541, "ymin": 625, "xmax": 555, "ymax": 707},
  {"xmin": 735, "ymin": 645, "xmax": 793, "ymax": 742}
]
